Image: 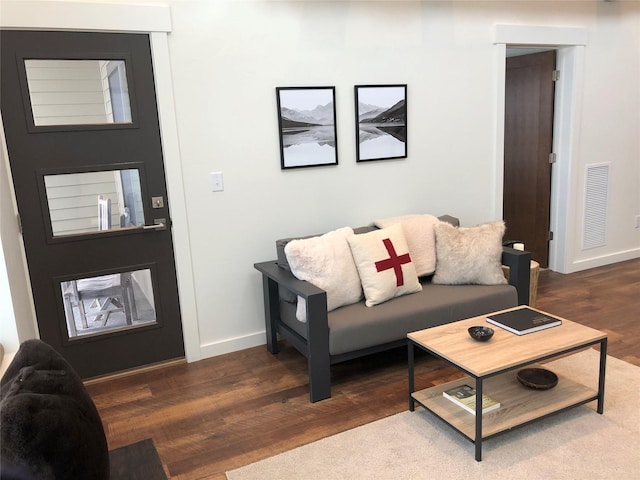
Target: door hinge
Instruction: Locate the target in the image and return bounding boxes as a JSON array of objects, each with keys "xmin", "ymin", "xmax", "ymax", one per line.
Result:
[
  {"xmin": 552, "ymin": 70, "xmax": 560, "ymax": 82},
  {"xmin": 548, "ymin": 231, "xmax": 554, "ymax": 241},
  {"xmin": 17, "ymin": 213, "xmax": 22, "ymax": 233},
  {"xmin": 549, "ymin": 153, "xmax": 557, "ymax": 164}
]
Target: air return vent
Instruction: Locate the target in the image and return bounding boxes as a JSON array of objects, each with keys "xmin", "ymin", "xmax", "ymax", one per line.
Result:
[{"xmin": 582, "ymin": 163, "xmax": 610, "ymax": 250}]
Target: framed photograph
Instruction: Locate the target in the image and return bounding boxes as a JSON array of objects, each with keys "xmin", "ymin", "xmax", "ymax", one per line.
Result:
[
  {"xmin": 354, "ymin": 84, "xmax": 407, "ymax": 162},
  {"xmin": 276, "ymin": 86, "xmax": 338, "ymax": 169}
]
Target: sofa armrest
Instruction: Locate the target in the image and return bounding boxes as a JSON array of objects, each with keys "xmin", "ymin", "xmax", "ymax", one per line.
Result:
[
  {"xmin": 501, "ymin": 247, "xmax": 531, "ymax": 305},
  {"xmin": 254, "ymin": 260, "xmax": 325, "ymax": 298},
  {"xmin": 254, "ymin": 261, "xmax": 331, "ymax": 402}
]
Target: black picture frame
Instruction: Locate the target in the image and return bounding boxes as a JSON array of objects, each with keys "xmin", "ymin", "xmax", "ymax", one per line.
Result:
[
  {"xmin": 276, "ymin": 86, "xmax": 338, "ymax": 169},
  {"xmin": 354, "ymin": 84, "xmax": 407, "ymax": 162}
]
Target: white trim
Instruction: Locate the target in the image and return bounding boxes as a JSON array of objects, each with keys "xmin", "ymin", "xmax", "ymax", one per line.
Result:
[
  {"xmin": 494, "ymin": 24, "xmax": 588, "ymax": 46},
  {"xmin": 549, "ymin": 46, "xmax": 586, "ymax": 274},
  {"xmin": 492, "ymin": 43, "xmax": 507, "ymax": 219},
  {"xmin": 0, "ymin": 115, "xmax": 40, "ymax": 347},
  {"xmin": 200, "ymin": 332, "xmax": 266, "ymax": 360},
  {"xmin": 494, "ymin": 25, "xmax": 588, "ymax": 274},
  {"xmin": 571, "ymin": 248, "xmax": 640, "ymax": 272},
  {"xmin": 150, "ymin": 32, "xmax": 201, "ymax": 363},
  {"xmin": 0, "ymin": 1, "xmax": 171, "ymax": 32}
]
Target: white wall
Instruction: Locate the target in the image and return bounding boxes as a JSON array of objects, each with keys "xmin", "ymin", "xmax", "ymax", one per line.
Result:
[
  {"xmin": 165, "ymin": 0, "xmax": 640, "ymax": 357},
  {"xmin": 1, "ymin": 1, "xmax": 639, "ymax": 361}
]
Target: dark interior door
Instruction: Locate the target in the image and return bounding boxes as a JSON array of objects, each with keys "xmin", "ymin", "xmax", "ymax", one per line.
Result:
[
  {"xmin": 1, "ymin": 30, "xmax": 184, "ymax": 378},
  {"xmin": 503, "ymin": 50, "xmax": 556, "ymax": 268}
]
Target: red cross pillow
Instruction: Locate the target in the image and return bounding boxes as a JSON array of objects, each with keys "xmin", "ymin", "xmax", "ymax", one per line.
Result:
[{"xmin": 347, "ymin": 224, "xmax": 422, "ymax": 307}]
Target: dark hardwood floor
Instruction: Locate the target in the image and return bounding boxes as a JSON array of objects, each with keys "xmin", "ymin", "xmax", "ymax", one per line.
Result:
[{"xmin": 86, "ymin": 258, "xmax": 640, "ymax": 479}]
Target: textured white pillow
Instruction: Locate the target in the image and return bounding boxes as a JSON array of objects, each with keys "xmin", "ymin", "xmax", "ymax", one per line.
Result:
[
  {"xmin": 347, "ymin": 224, "xmax": 422, "ymax": 307},
  {"xmin": 433, "ymin": 221, "xmax": 508, "ymax": 285},
  {"xmin": 284, "ymin": 227, "xmax": 363, "ymax": 322},
  {"xmin": 374, "ymin": 214, "xmax": 439, "ymax": 276}
]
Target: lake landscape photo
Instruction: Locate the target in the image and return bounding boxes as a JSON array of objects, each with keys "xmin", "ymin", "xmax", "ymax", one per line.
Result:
[
  {"xmin": 277, "ymin": 87, "xmax": 337, "ymax": 168},
  {"xmin": 356, "ymin": 85, "xmax": 407, "ymax": 161}
]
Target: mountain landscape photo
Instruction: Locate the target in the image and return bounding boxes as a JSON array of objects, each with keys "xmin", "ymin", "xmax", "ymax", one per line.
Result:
[{"xmin": 277, "ymin": 94, "xmax": 337, "ymax": 168}]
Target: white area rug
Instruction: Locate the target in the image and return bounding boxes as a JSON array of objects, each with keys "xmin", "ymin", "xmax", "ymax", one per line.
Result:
[{"xmin": 227, "ymin": 349, "xmax": 640, "ymax": 479}]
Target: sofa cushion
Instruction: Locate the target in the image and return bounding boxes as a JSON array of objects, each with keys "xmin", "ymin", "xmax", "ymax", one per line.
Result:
[
  {"xmin": 347, "ymin": 224, "xmax": 422, "ymax": 307},
  {"xmin": 373, "ymin": 214, "xmax": 440, "ymax": 277},
  {"xmin": 278, "ymin": 282, "xmax": 518, "ymax": 356},
  {"xmin": 327, "ymin": 283, "xmax": 517, "ymax": 355},
  {"xmin": 0, "ymin": 339, "xmax": 109, "ymax": 480},
  {"xmin": 285, "ymin": 227, "xmax": 363, "ymax": 322},
  {"xmin": 433, "ymin": 221, "xmax": 508, "ymax": 286}
]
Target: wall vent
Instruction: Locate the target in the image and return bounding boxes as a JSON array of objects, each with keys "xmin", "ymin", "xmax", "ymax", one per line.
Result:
[{"xmin": 582, "ymin": 163, "xmax": 610, "ymax": 250}]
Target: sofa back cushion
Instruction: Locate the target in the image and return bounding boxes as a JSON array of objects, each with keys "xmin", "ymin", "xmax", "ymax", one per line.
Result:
[
  {"xmin": 274, "ymin": 215, "xmax": 458, "ymax": 308},
  {"xmin": 373, "ymin": 214, "xmax": 440, "ymax": 277}
]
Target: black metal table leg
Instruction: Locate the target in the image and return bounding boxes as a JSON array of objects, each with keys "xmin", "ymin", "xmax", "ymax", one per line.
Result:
[
  {"xmin": 597, "ymin": 338, "xmax": 607, "ymax": 414},
  {"xmin": 475, "ymin": 377, "xmax": 483, "ymax": 461},
  {"xmin": 408, "ymin": 341, "xmax": 415, "ymax": 411}
]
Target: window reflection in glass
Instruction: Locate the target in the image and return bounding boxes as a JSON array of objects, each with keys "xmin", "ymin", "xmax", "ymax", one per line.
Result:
[
  {"xmin": 25, "ymin": 59, "xmax": 132, "ymax": 126},
  {"xmin": 61, "ymin": 268, "xmax": 157, "ymax": 338},
  {"xmin": 44, "ymin": 169, "xmax": 145, "ymax": 237}
]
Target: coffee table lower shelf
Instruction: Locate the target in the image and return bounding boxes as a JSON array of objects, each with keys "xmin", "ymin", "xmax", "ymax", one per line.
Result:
[{"xmin": 411, "ymin": 363, "xmax": 598, "ymax": 440}]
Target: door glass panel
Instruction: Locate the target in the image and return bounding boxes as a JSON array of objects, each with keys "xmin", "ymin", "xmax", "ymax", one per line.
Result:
[
  {"xmin": 44, "ymin": 169, "xmax": 145, "ymax": 237},
  {"xmin": 61, "ymin": 268, "xmax": 156, "ymax": 339},
  {"xmin": 24, "ymin": 59, "xmax": 132, "ymax": 126}
]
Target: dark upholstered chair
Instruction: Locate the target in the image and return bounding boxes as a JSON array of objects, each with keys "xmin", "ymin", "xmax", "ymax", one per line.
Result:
[{"xmin": 0, "ymin": 340, "xmax": 109, "ymax": 480}]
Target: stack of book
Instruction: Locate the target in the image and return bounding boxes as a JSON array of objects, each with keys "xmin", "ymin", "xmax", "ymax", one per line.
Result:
[{"xmin": 442, "ymin": 384, "xmax": 500, "ymax": 415}]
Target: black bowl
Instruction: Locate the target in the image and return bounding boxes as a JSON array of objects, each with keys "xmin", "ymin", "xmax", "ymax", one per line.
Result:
[{"xmin": 468, "ymin": 326, "xmax": 494, "ymax": 341}]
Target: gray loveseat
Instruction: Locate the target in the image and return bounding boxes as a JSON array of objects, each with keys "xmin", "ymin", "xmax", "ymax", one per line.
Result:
[{"xmin": 254, "ymin": 216, "xmax": 531, "ymax": 402}]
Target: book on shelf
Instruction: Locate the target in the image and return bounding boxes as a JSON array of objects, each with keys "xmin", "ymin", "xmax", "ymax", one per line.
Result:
[
  {"xmin": 442, "ymin": 384, "xmax": 500, "ymax": 416},
  {"xmin": 486, "ymin": 307, "xmax": 562, "ymax": 336}
]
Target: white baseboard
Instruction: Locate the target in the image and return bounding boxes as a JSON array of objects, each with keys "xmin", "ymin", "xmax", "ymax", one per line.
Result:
[
  {"xmin": 198, "ymin": 331, "xmax": 265, "ymax": 360},
  {"xmin": 569, "ymin": 248, "xmax": 640, "ymax": 273}
]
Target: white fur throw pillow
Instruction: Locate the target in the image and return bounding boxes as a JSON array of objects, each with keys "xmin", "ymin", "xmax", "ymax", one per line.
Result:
[
  {"xmin": 285, "ymin": 227, "xmax": 363, "ymax": 322},
  {"xmin": 433, "ymin": 221, "xmax": 508, "ymax": 285},
  {"xmin": 347, "ymin": 224, "xmax": 422, "ymax": 307},
  {"xmin": 374, "ymin": 214, "xmax": 439, "ymax": 276}
]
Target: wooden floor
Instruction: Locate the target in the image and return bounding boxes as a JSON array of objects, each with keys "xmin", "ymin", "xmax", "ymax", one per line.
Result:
[{"xmin": 86, "ymin": 258, "xmax": 640, "ymax": 479}]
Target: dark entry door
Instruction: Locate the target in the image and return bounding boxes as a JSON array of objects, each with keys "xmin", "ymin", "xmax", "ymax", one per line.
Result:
[
  {"xmin": 503, "ymin": 50, "xmax": 556, "ymax": 268},
  {"xmin": 1, "ymin": 30, "xmax": 184, "ymax": 377}
]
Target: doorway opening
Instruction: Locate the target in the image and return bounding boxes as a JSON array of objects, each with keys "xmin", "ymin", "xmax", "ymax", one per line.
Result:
[
  {"xmin": 496, "ymin": 39, "xmax": 585, "ymax": 274},
  {"xmin": 503, "ymin": 47, "xmax": 557, "ymax": 268}
]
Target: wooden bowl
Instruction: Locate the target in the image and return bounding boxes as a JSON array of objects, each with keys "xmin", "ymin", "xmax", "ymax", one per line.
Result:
[{"xmin": 517, "ymin": 367, "xmax": 558, "ymax": 390}]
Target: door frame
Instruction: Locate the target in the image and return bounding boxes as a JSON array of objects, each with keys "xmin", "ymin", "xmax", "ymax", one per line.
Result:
[
  {"xmin": 493, "ymin": 25, "xmax": 588, "ymax": 274},
  {"xmin": 0, "ymin": 1, "xmax": 201, "ymax": 362}
]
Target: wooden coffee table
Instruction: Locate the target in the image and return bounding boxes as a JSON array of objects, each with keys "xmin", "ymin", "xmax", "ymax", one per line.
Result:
[{"xmin": 408, "ymin": 306, "xmax": 607, "ymax": 461}]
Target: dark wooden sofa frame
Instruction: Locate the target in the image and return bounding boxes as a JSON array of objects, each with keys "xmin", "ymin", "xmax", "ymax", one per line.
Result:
[{"xmin": 254, "ymin": 247, "xmax": 531, "ymax": 402}]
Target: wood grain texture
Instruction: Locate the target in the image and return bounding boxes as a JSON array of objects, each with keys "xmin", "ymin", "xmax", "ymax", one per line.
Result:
[
  {"xmin": 412, "ymin": 366, "xmax": 597, "ymax": 439},
  {"xmin": 409, "ymin": 307, "xmax": 606, "ymax": 376},
  {"xmin": 86, "ymin": 258, "xmax": 640, "ymax": 479}
]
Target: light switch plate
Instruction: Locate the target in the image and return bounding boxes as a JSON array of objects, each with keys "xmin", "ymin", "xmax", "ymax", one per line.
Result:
[{"xmin": 210, "ymin": 171, "xmax": 224, "ymax": 192}]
